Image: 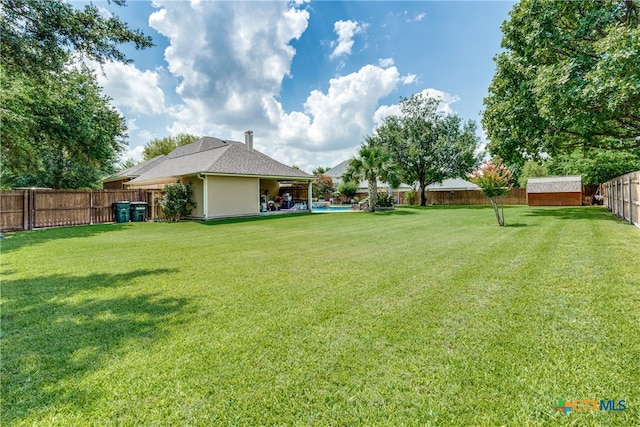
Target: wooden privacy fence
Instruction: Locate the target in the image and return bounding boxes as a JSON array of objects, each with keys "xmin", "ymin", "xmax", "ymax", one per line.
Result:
[
  {"xmin": 602, "ymin": 170, "xmax": 640, "ymax": 229},
  {"xmin": 0, "ymin": 189, "xmax": 160, "ymax": 232},
  {"xmin": 425, "ymin": 188, "xmax": 527, "ymax": 206}
]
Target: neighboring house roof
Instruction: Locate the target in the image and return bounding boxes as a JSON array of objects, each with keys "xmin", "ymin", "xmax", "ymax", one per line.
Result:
[
  {"xmin": 326, "ymin": 159, "xmax": 412, "ymax": 191},
  {"xmin": 325, "ymin": 159, "xmax": 350, "ymax": 180},
  {"xmin": 425, "ymin": 178, "xmax": 480, "ymax": 191},
  {"xmin": 527, "ymin": 176, "xmax": 582, "ymax": 193},
  {"xmin": 128, "ymin": 137, "xmax": 313, "ymax": 185},
  {"xmin": 103, "ymin": 155, "xmax": 167, "ymax": 183}
]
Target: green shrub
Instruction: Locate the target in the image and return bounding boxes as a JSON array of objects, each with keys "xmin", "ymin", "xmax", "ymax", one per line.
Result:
[
  {"xmin": 376, "ymin": 192, "xmax": 394, "ymax": 207},
  {"xmin": 337, "ymin": 181, "xmax": 358, "ymax": 200},
  {"xmin": 405, "ymin": 190, "xmax": 417, "ymax": 205},
  {"xmin": 156, "ymin": 181, "xmax": 196, "ymax": 221}
]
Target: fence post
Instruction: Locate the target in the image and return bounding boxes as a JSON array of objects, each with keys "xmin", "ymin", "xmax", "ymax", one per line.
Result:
[
  {"xmin": 620, "ymin": 179, "xmax": 624, "ymax": 220},
  {"xmin": 613, "ymin": 180, "xmax": 617, "ymax": 214},
  {"xmin": 28, "ymin": 188, "xmax": 35, "ymax": 230},
  {"xmin": 22, "ymin": 190, "xmax": 29, "ymax": 231},
  {"xmin": 629, "ymin": 174, "xmax": 633, "ymax": 225}
]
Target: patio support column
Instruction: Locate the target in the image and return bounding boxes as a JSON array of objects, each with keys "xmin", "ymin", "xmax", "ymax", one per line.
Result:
[
  {"xmin": 308, "ymin": 181, "xmax": 313, "ymax": 211},
  {"xmin": 198, "ymin": 174, "xmax": 208, "ymax": 218}
]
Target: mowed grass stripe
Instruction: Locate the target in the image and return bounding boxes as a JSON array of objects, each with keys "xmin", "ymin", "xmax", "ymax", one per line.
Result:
[{"xmin": 1, "ymin": 206, "xmax": 638, "ymax": 425}]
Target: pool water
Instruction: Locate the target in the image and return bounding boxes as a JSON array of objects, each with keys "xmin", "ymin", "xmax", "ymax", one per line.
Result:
[{"xmin": 312, "ymin": 206, "xmax": 353, "ymax": 212}]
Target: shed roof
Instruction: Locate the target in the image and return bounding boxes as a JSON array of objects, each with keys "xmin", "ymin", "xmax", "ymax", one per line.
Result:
[
  {"xmin": 127, "ymin": 137, "xmax": 313, "ymax": 185},
  {"xmin": 526, "ymin": 176, "xmax": 582, "ymax": 193}
]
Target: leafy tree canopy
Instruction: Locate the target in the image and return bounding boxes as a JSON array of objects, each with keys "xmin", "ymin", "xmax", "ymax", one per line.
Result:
[
  {"xmin": 1, "ymin": 67, "xmax": 126, "ymax": 189},
  {"xmin": 546, "ymin": 149, "xmax": 640, "ymax": 185},
  {"xmin": 1, "ymin": 0, "xmax": 153, "ymax": 76},
  {"xmin": 0, "ymin": 0, "xmax": 152, "ymax": 189},
  {"xmin": 376, "ymin": 93, "xmax": 479, "ymax": 206},
  {"xmin": 483, "ymin": 0, "xmax": 640, "ymax": 167},
  {"xmin": 118, "ymin": 158, "xmax": 138, "ymax": 171},
  {"xmin": 518, "ymin": 160, "xmax": 549, "ymax": 188},
  {"xmin": 143, "ymin": 134, "xmax": 200, "ymax": 160}
]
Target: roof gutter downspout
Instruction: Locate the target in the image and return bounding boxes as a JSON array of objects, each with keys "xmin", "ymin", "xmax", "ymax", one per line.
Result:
[{"xmin": 197, "ymin": 173, "xmax": 208, "ymax": 218}]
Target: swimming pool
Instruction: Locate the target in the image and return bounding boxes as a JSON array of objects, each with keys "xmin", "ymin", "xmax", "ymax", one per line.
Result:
[{"xmin": 311, "ymin": 206, "xmax": 353, "ymax": 213}]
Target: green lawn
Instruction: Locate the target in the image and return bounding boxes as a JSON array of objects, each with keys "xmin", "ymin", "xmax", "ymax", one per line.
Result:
[{"xmin": 1, "ymin": 206, "xmax": 639, "ymax": 425}]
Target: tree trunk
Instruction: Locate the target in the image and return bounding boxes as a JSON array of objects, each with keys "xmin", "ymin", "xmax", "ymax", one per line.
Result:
[
  {"xmin": 420, "ymin": 182, "xmax": 427, "ymax": 206},
  {"xmin": 368, "ymin": 176, "xmax": 378, "ymax": 212},
  {"xmin": 490, "ymin": 197, "xmax": 504, "ymax": 226}
]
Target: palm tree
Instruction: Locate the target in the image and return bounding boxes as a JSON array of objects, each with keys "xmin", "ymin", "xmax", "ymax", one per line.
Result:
[{"xmin": 342, "ymin": 136, "xmax": 394, "ymax": 212}]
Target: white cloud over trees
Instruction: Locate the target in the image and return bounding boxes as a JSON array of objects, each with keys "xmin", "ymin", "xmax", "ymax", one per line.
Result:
[{"xmin": 96, "ymin": 1, "xmax": 463, "ymax": 171}]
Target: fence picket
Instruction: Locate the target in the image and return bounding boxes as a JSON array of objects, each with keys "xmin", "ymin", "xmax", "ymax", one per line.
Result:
[{"xmin": 603, "ymin": 171, "xmax": 639, "ymax": 229}]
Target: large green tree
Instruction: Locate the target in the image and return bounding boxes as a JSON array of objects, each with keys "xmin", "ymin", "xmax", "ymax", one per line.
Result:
[
  {"xmin": 1, "ymin": 0, "xmax": 152, "ymax": 76},
  {"xmin": 1, "ymin": 67, "xmax": 126, "ymax": 189},
  {"xmin": 547, "ymin": 149, "xmax": 640, "ymax": 185},
  {"xmin": 483, "ymin": 0, "xmax": 640, "ymax": 167},
  {"xmin": 377, "ymin": 93, "xmax": 479, "ymax": 206},
  {"xmin": 517, "ymin": 160, "xmax": 548, "ymax": 188},
  {"xmin": 143, "ymin": 134, "xmax": 200, "ymax": 160},
  {"xmin": 342, "ymin": 136, "xmax": 395, "ymax": 212},
  {"xmin": 0, "ymin": 0, "xmax": 152, "ymax": 188}
]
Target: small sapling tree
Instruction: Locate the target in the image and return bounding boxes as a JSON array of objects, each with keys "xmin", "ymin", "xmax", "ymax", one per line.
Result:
[{"xmin": 469, "ymin": 161, "xmax": 513, "ymax": 226}]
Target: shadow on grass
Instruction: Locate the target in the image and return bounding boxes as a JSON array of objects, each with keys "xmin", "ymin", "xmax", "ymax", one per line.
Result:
[
  {"xmin": 525, "ymin": 207, "xmax": 619, "ymax": 221},
  {"xmin": 373, "ymin": 209, "xmax": 417, "ymax": 216},
  {"xmin": 401, "ymin": 205, "xmax": 496, "ymax": 210},
  {"xmin": 196, "ymin": 212, "xmax": 314, "ymax": 226},
  {"xmin": 505, "ymin": 223, "xmax": 530, "ymax": 228},
  {"xmin": 1, "ymin": 268, "xmax": 190, "ymax": 424},
  {"xmin": 0, "ymin": 223, "xmax": 133, "ymax": 253}
]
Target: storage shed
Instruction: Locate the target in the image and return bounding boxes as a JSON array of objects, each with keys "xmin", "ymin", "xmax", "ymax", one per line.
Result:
[{"xmin": 527, "ymin": 176, "xmax": 583, "ymax": 206}]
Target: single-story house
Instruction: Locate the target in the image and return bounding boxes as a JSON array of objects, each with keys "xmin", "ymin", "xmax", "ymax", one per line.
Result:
[
  {"xmin": 325, "ymin": 159, "xmax": 413, "ymax": 204},
  {"xmin": 527, "ymin": 176, "xmax": 583, "ymax": 206},
  {"xmin": 106, "ymin": 131, "xmax": 315, "ymax": 219}
]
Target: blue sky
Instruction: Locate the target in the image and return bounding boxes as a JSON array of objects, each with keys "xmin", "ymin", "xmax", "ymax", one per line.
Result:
[{"xmin": 88, "ymin": 0, "xmax": 515, "ymax": 171}]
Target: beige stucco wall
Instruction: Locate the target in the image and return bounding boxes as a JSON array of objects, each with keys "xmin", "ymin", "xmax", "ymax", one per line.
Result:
[
  {"xmin": 185, "ymin": 177, "xmax": 204, "ymax": 218},
  {"xmin": 207, "ymin": 175, "xmax": 259, "ymax": 218}
]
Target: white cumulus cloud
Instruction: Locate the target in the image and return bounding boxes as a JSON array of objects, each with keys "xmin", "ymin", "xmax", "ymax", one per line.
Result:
[
  {"xmin": 378, "ymin": 57, "xmax": 395, "ymax": 67},
  {"xmin": 329, "ymin": 20, "xmax": 367, "ymax": 59},
  {"xmin": 373, "ymin": 88, "xmax": 461, "ymax": 127},
  {"xmin": 93, "ymin": 61, "xmax": 166, "ymax": 115},
  {"xmin": 150, "ymin": 0, "xmax": 309, "ymax": 136},
  {"xmin": 276, "ymin": 64, "xmax": 404, "ymax": 152},
  {"xmin": 136, "ymin": 1, "xmax": 459, "ymax": 171}
]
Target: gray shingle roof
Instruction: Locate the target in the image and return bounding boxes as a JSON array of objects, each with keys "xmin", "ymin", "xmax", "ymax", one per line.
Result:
[
  {"xmin": 103, "ymin": 155, "xmax": 167, "ymax": 182},
  {"xmin": 425, "ymin": 178, "xmax": 480, "ymax": 191},
  {"xmin": 128, "ymin": 137, "xmax": 313, "ymax": 185},
  {"xmin": 526, "ymin": 176, "xmax": 582, "ymax": 193}
]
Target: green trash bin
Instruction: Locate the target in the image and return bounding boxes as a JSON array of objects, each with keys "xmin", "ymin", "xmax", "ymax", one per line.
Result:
[
  {"xmin": 113, "ymin": 201, "xmax": 130, "ymax": 223},
  {"xmin": 130, "ymin": 202, "xmax": 148, "ymax": 222}
]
